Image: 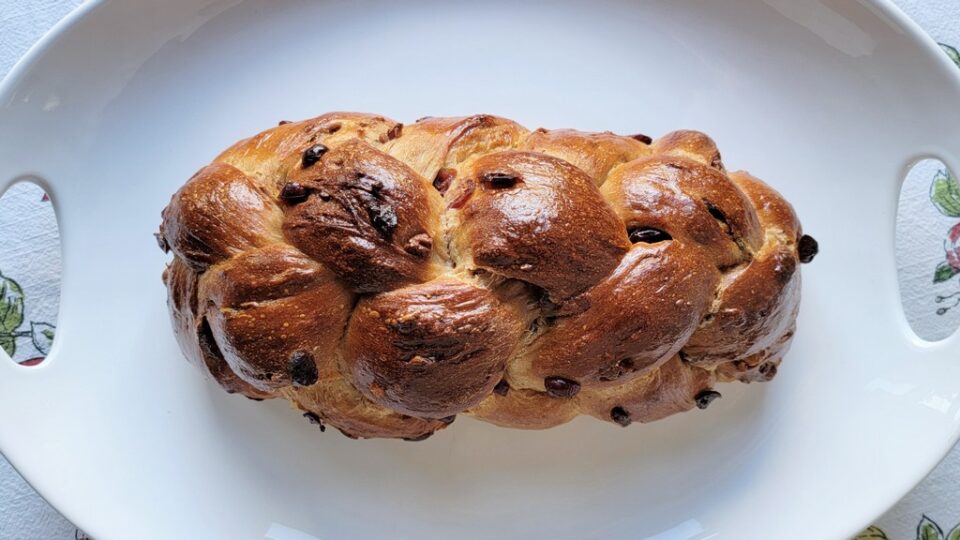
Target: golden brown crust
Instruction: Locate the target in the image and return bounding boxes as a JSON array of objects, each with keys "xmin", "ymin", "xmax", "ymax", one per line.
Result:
[
  {"xmin": 651, "ymin": 129, "xmax": 726, "ymax": 171},
  {"xmin": 163, "ymin": 258, "xmax": 272, "ymax": 399},
  {"xmin": 160, "ymin": 162, "xmax": 283, "ymax": 271},
  {"xmin": 682, "ymin": 171, "xmax": 802, "ymax": 377},
  {"xmin": 519, "ymin": 241, "xmax": 720, "ymax": 390},
  {"xmin": 344, "ymin": 277, "xmax": 525, "ymax": 418},
  {"xmin": 216, "ymin": 112, "xmax": 402, "ymax": 191},
  {"xmin": 449, "ymin": 151, "xmax": 630, "ymax": 301},
  {"xmin": 198, "ymin": 245, "xmax": 354, "ymax": 392},
  {"xmin": 578, "ymin": 355, "xmax": 716, "ymax": 425},
  {"xmin": 467, "ymin": 387, "xmax": 579, "ymax": 429},
  {"xmin": 159, "ymin": 113, "xmax": 811, "ymax": 438},
  {"xmin": 385, "ymin": 114, "xmax": 529, "ymax": 180},
  {"xmin": 520, "ymin": 128, "xmax": 651, "ymax": 185},
  {"xmin": 601, "ymin": 156, "xmax": 763, "ymax": 270},
  {"xmin": 282, "ymin": 139, "xmax": 443, "ymax": 293},
  {"xmin": 281, "ymin": 377, "xmax": 448, "ymax": 441}
]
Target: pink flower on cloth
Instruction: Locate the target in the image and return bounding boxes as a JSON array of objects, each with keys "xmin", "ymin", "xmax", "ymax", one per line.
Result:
[
  {"xmin": 947, "ymin": 222, "xmax": 960, "ymax": 271},
  {"xmin": 931, "ymin": 169, "xmax": 960, "ymax": 286}
]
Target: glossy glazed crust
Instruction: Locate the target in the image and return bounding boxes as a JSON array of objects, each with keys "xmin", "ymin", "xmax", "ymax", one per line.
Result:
[
  {"xmin": 448, "ymin": 151, "xmax": 631, "ymax": 301},
  {"xmin": 283, "ymin": 139, "xmax": 443, "ymax": 293},
  {"xmin": 159, "ymin": 112, "xmax": 809, "ymax": 439},
  {"xmin": 344, "ymin": 277, "xmax": 526, "ymax": 418}
]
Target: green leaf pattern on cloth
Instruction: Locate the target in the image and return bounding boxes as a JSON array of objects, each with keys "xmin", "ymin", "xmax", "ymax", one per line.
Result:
[
  {"xmin": 0, "ymin": 334, "xmax": 14, "ymax": 358},
  {"xmin": 931, "ymin": 170, "xmax": 960, "ymax": 218},
  {"xmin": 31, "ymin": 322, "xmax": 55, "ymax": 355},
  {"xmin": 855, "ymin": 526, "xmax": 890, "ymax": 539},
  {"xmin": 862, "ymin": 517, "xmax": 960, "ymax": 540},
  {"xmin": 0, "ymin": 271, "xmax": 25, "ymax": 356},
  {"xmin": 919, "ymin": 516, "xmax": 946, "ymax": 540},
  {"xmin": 934, "ymin": 261, "xmax": 960, "ymax": 283},
  {"xmin": 930, "ymin": 44, "xmax": 960, "ymax": 314},
  {"xmin": 942, "ymin": 43, "xmax": 960, "ymax": 69},
  {"xmin": 0, "ymin": 270, "xmax": 58, "ymax": 362}
]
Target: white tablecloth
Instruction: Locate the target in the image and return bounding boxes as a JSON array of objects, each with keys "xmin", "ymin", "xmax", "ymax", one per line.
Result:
[{"xmin": 1, "ymin": 1, "xmax": 959, "ymax": 538}]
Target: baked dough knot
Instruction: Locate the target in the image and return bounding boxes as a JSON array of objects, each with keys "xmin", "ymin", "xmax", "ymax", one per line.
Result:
[{"xmin": 159, "ymin": 113, "xmax": 814, "ymax": 440}]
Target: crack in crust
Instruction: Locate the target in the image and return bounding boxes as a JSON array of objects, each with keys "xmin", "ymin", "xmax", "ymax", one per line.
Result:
[{"xmin": 159, "ymin": 112, "xmax": 809, "ymax": 439}]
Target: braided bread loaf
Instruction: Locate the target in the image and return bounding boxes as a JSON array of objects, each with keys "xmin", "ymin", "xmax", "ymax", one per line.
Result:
[{"xmin": 158, "ymin": 113, "xmax": 817, "ymax": 440}]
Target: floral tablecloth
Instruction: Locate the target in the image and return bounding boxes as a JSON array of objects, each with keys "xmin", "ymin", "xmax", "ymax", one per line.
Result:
[{"xmin": 1, "ymin": 1, "xmax": 959, "ymax": 538}]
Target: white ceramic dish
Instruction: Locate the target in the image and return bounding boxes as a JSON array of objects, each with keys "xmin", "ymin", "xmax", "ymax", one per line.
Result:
[{"xmin": 2, "ymin": 1, "xmax": 960, "ymax": 538}]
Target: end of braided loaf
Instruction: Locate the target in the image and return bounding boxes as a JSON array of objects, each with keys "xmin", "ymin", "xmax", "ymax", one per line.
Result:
[{"xmin": 159, "ymin": 113, "xmax": 815, "ymax": 440}]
